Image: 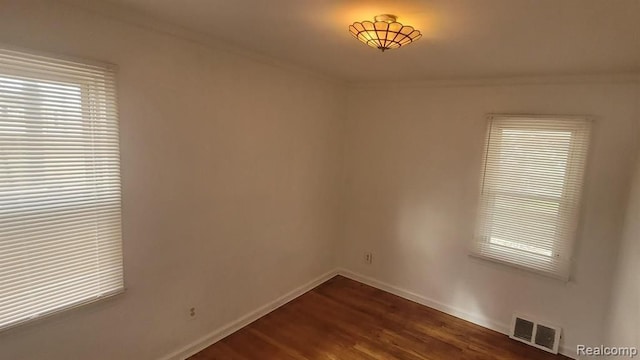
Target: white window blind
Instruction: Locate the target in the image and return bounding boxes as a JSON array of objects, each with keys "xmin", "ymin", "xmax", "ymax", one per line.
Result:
[
  {"xmin": 472, "ymin": 115, "xmax": 591, "ymax": 280},
  {"xmin": 0, "ymin": 48, "xmax": 123, "ymax": 331}
]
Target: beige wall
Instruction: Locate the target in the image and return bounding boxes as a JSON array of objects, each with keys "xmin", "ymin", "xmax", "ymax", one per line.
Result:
[
  {"xmin": 0, "ymin": 1, "xmax": 344, "ymax": 359},
  {"xmin": 1, "ymin": 1, "xmax": 639, "ymax": 360},
  {"xmin": 342, "ymin": 80, "xmax": 639, "ymax": 356},
  {"xmin": 606, "ymin": 94, "xmax": 640, "ymax": 352}
]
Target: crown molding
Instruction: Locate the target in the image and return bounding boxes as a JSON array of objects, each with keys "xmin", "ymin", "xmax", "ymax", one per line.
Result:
[
  {"xmin": 59, "ymin": 0, "xmax": 345, "ymax": 86},
  {"xmin": 60, "ymin": 0, "xmax": 639, "ymax": 89},
  {"xmin": 350, "ymin": 72, "xmax": 640, "ymax": 89}
]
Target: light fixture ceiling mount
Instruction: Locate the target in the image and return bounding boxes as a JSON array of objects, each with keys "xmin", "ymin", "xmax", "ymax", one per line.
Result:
[{"xmin": 349, "ymin": 14, "xmax": 422, "ymax": 52}]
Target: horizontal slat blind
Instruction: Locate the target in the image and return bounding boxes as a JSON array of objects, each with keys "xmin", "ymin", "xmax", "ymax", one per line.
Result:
[
  {"xmin": 0, "ymin": 48, "xmax": 122, "ymax": 330},
  {"xmin": 472, "ymin": 115, "xmax": 591, "ymax": 280}
]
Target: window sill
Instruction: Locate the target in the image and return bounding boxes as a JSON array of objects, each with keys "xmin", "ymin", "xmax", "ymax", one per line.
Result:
[
  {"xmin": 0, "ymin": 287, "xmax": 126, "ymax": 334},
  {"xmin": 469, "ymin": 245, "xmax": 570, "ymax": 282}
]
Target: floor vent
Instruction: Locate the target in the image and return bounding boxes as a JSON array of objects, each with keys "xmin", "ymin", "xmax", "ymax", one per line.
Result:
[{"xmin": 509, "ymin": 314, "xmax": 561, "ymax": 354}]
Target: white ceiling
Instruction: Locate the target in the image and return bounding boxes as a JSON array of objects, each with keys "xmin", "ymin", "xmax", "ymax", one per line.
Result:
[{"xmin": 97, "ymin": 0, "xmax": 640, "ymax": 82}]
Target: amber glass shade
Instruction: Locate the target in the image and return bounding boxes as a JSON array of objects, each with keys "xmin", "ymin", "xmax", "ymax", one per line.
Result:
[{"xmin": 349, "ymin": 15, "xmax": 422, "ymax": 52}]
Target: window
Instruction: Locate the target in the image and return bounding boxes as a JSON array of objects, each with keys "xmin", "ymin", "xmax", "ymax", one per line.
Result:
[
  {"xmin": 0, "ymin": 48, "xmax": 123, "ymax": 331},
  {"xmin": 471, "ymin": 114, "xmax": 591, "ymax": 280}
]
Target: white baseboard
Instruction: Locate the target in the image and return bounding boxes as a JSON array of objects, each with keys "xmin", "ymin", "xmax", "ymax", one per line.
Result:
[
  {"xmin": 158, "ymin": 269, "xmax": 339, "ymax": 360},
  {"xmin": 336, "ymin": 268, "xmax": 577, "ymax": 359},
  {"xmin": 336, "ymin": 268, "xmax": 510, "ymax": 333},
  {"xmin": 159, "ymin": 267, "xmax": 576, "ymax": 360}
]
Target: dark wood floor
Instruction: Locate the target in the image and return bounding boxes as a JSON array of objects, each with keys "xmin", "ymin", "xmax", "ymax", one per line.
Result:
[{"xmin": 190, "ymin": 276, "xmax": 571, "ymax": 360}]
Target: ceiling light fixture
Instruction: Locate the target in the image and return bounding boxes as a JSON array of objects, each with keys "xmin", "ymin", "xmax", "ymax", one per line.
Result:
[{"xmin": 348, "ymin": 14, "xmax": 422, "ymax": 52}]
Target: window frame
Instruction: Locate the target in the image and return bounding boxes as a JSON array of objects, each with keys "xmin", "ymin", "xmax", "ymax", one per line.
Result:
[
  {"xmin": 0, "ymin": 46, "xmax": 124, "ymax": 332},
  {"xmin": 471, "ymin": 114, "xmax": 592, "ymax": 281}
]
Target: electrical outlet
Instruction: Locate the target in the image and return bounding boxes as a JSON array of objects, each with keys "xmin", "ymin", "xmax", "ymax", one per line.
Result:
[
  {"xmin": 364, "ymin": 252, "xmax": 373, "ymax": 264},
  {"xmin": 189, "ymin": 307, "xmax": 196, "ymax": 320}
]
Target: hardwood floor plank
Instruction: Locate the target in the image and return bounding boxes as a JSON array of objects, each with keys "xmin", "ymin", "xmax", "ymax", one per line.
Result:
[{"xmin": 190, "ymin": 276, "xmax": 571, "ymax": 360}]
